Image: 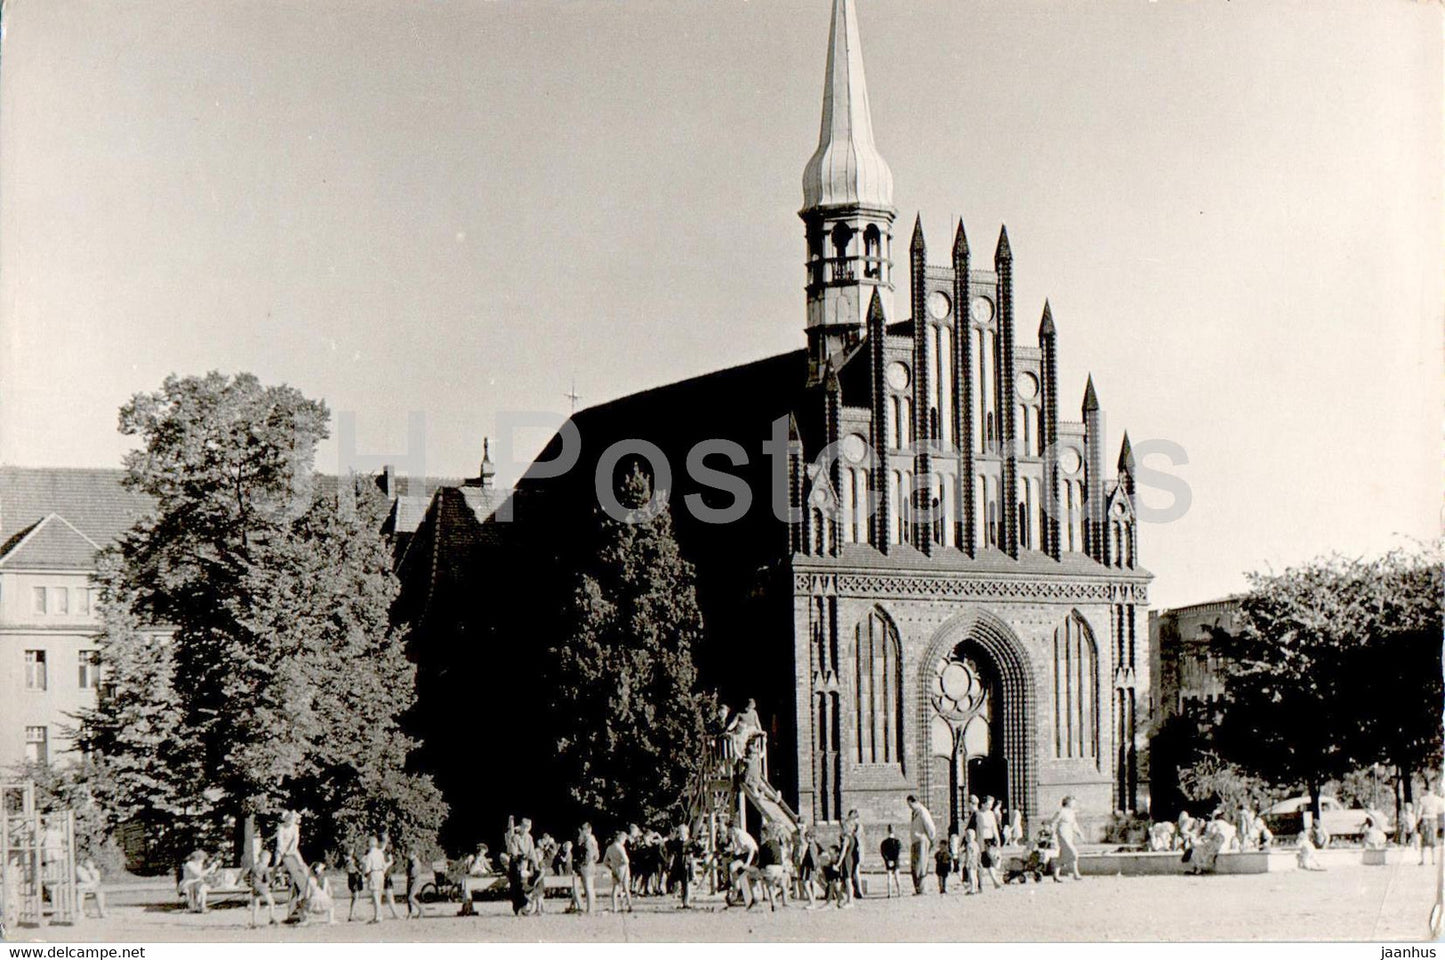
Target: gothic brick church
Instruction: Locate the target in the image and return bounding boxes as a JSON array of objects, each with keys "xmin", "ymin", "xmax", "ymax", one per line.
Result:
[{"xmin": 402, "ymin": 0, "xmax": 1151, "ymax": 842}]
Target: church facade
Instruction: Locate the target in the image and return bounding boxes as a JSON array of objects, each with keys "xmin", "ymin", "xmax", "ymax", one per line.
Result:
[
  {"xmin": 403, "ymin": 0, "xmax": 1152, "ymax": 842},
  {"xmin": 783, "ymin": 0, "xmax": 1151, "ymax": 833}
]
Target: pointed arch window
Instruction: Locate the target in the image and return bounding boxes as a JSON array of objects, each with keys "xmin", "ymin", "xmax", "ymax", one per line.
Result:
[
  {"xmin": 830, "ymin": 223, "xmax": 855, "ymax": 282},
  {"xmin": 1052, "ymin": 614, "xmax": 1099, "ymax": 763},
  {"xmin": 855, "ymin": 608, "xmax": 904, "ymax": 766},
  {"xmin": 863, "ymin": 224, "xmax": 882, "ymax": 279}
]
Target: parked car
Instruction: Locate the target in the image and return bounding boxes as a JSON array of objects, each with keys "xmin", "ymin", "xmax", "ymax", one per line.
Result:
[{"xmin": 1262, "ymin": 795, "xmax": 1391, "ymax": 842}]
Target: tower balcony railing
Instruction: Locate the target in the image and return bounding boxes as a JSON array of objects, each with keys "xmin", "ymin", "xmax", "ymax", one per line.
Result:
[{"xmin": 807, "ymin": 257, "xmax": 887, "ymax": 287}]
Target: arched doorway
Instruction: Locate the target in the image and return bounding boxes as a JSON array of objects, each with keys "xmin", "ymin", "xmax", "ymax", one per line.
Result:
[
  {"xmin": 927, "ymin": 643, "xmax": 1006, "ymax": 830},
  {"xmin": 919, "ymin": 610, "xmax": 1036, "ymax": 834}
]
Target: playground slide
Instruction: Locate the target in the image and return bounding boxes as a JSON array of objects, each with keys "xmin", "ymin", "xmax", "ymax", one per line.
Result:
[{"xmin": 740, "ymin": 779, "xmax": 800, "ymax": 837}]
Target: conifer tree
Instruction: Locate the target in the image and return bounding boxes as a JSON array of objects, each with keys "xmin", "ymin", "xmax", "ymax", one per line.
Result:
[{"xmin": 547, "ymin": 466, "xmax": 716, "ymax": 831}]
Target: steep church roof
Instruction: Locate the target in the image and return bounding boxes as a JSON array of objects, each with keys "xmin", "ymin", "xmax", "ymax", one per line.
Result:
[{"xmin": 801, "ymin": 0, "xmax": 893, "ymax": 211}]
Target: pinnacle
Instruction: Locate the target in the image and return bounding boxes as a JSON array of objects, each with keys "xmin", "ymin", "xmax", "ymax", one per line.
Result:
[
  {"xmin": 910, "ymin": 213, "xmax": 925, "ymax": 253},
  {"xmin": 1118, "ymin": 431, "xmax": 1135, "ymax": 473},
  {"xmin": 867, "ymin": 287, "xmax": 886, "ymax": 327},
  {"xmin": 953, "ymin": 219, "xmax": 969, "ymax": 259},
  {"xmin": 1039, "ymin": 300, "xmax": 1055, "ymax": 338},
  {"xmin": 823, "ymin": 360, "xmax": 841, "ymax": 393},
  {"xmin": 1082, "ymin": 375, "xmax": 1099, "ymax": 413},
  {"xmin": 995, "ymin": 224, "xmax": 1012, "ymax": 261}
]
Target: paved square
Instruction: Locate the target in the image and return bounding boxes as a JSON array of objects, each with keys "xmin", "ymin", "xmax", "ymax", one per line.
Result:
[{"xmin": 14, "ymin": 862, "xmax": 1440, "ymax": 943}]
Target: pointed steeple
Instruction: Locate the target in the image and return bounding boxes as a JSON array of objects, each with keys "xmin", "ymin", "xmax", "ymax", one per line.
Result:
[
  {"xmin": 910, "ymin": 213, "xmax": 925, "ymax": 253},
  {"xmin": 1082, "ymin": 375, "xmax": 1099, "ymax": 413},
  {"xmin": 995, "ymin": 224, "xmax": 1012, "ymax": 261},
  {"xmin": 479, "ymin": 437, "xmax": 496, "ymax": 487},
  {"xmin": 1039, "ymin": 300, "xmax": 1055, "ymax": 338},
  {"xmin": 953, "ymin": 218, "xmax": 969, "ymax": 258},
  {"xmin": 801, "ymin": 0, "xmax": 894, "ymax": 210},
  {"xmin": 1118, "ymin": 431, "xmax": 1135, "ymax": 474}
]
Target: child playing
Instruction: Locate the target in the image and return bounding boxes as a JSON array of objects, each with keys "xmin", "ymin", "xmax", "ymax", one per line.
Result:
[
  {"xmin": 934, "ymin": 840, "xmax": 953, "ymax": 894},
  {"xmin": 1297, "ymin": 832, "xmax": 1326, "ymax": 871},
  {"xmin": 963, "ymin": 829, "xmax": 982, "ymax": 894},
  {"xmin": 246, "ymin": 844, "xmax": 278, "ymax": 928},
  {"xmin": 344, "ymin": 852, "xmax": 363, "ymax": 922},
  {"xmin": 879, "ymin": 824, "xmax": 903, "ymax": 898},
  {"xmin": 300, "ymin": 862, "xmax": 336, "ymax": 925},
  {"xmin": 603, "ymin": 832, "xmax": 634, "ymax": 913},
  {"xmin": 405, "ymin": 852, "xmax": 424, "ymax": 919}
]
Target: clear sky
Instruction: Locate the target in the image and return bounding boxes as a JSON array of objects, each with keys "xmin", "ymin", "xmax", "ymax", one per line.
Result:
[{"xmin": 0, "ymin": 0, "xmax": 1439, "ymax": 609}]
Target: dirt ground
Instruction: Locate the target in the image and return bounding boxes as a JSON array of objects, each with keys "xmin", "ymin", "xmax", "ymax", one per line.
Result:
[{"xmin": 9, "ymin": 860, "xmax": 1441, "ymax": 943}]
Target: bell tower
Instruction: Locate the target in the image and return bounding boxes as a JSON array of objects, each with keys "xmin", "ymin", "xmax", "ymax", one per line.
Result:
[{"xmin": 800, "ymin": 0, "xmax": 896, "ymax": 383}]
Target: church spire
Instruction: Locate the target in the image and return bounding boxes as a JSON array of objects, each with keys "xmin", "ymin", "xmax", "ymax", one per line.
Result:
[
  {"xmin": 801, "ymin": 0, "xmax": 893, "ymax": 211},
  {"xmin": 799, "ymin": 0, "xmax": 897, "ymax": 381}
]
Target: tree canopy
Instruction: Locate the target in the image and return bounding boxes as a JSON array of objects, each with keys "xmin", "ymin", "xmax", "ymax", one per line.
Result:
[
  {"xmin": 1212, "ymin": 548, "xmax": 1443, "ymax": 810},
  {"xmin": 80, "ymin": 371, "xmax": 445, "ymax": 862}
]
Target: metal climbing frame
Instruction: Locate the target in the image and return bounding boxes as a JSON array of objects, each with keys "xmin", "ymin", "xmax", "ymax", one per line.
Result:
[{"xmin": 1, "ymin": 780, "xmax": 79, "ymax": 928}]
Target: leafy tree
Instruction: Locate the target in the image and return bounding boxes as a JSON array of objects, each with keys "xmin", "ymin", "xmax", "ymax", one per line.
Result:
[
  {"xmin": 80, "ymin": 371, "xmax": 446, "ymax": 861},
  {"xmin": 1213, "ymin": 549, "xmax": 1443, "ymax": 817},
  {"xmin": 545, "ymin": 466, "xmax": 717, "ymax": 833}
]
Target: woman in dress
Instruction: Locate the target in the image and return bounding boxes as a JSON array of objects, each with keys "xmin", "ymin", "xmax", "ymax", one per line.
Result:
[{"xmin": 1048, "ymin": 796, "xmax": 1083, "ymax": 881}]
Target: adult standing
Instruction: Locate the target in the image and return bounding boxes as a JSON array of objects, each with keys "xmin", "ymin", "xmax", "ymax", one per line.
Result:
[
  {"xmin": 361, "ymin": 836, "xmax": 388, "ymax": 924},
  {"xmin": 1049, "ymin": 796, "xmax": 1082, "ymax": 881},
  {"xmin": 574, "ymin": 822, "xmax": 599, "ymax": 914},
  {"xmin": 1417, "ymin": 780, "xmax": 1444, "ymax": 866},
  {"xmin": 274, "ymin": 811, "xmax": 309, "ymax": 909},
  {"xmin": 906, "ymin": 795, "xmax": 937, "ymax": 895},
  {"xmin": 602, "ymin": 832, "xmax": 634, "ymax": 914},
  {"xmin": 667, "ymin": 823, "xmax": 695, "ymax": 909},
  {"xmin": 842, "ymin": 809, "xmax": 864, "ymax": 901}
]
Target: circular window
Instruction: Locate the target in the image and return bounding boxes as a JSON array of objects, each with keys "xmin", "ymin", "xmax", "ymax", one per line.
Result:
[
  {"xmin": 1059, "ymin": 448, "xmax": 1082, "ymax": 474},
  {"xmin": 1017, "ymin": 372, "xmax": 1040, "ymax": 401},
  {"xmin": 970, "ymin": 296, "xmax": 994, "ymax": 323},
  {"xmin": 886, "ymin": 361, "xmax": 911, "ymax": 391},
  {"xmin": 928, "ymin": 290, "xmax": 951, "ymax": 320},
  {"xmin": 841, "ymin": 433, "xmax": 868, "ymax": 464},
  {"xmin": 932, "ymin": 654, "xmax": 990, "ymax": 721}
]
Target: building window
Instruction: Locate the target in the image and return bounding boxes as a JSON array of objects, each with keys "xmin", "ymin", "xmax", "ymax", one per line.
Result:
[
  {"xmin": 24, "ymin": 650, "xmax": 47, "ymax": 691},
  {"xmin": 76, "ymin": 588, "xmax": 91, "ymax": 616},
  {"xmin": 854, "ymin": 607, "xmax": 903, "ymax": 766},
  {"xmin": 24, "ymin": 726, "xmax": 48, "ymax": 765},
  {"xmin": 863, "ymin": 224, "xmax": 882, "ymax": 279},
  {"xmin": 33, "ymin": 586, "xmax": 46, "ymax": 614},
  {"xmin": 79, "ymin": 650, "xmax": 100, "ymax": 690},
  {"xmin": 54, "ymin": 587, "xmax": 69, "ymax": 615},
  {"xmin": 1052, "ymin": 615, "xmax": 1099, "ymax": 763}
]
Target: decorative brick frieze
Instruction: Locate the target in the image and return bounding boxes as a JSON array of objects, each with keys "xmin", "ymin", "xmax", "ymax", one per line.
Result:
[{"xmin": 794, "ymin": 570, "xmax": 1148, "ymax": 605}]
